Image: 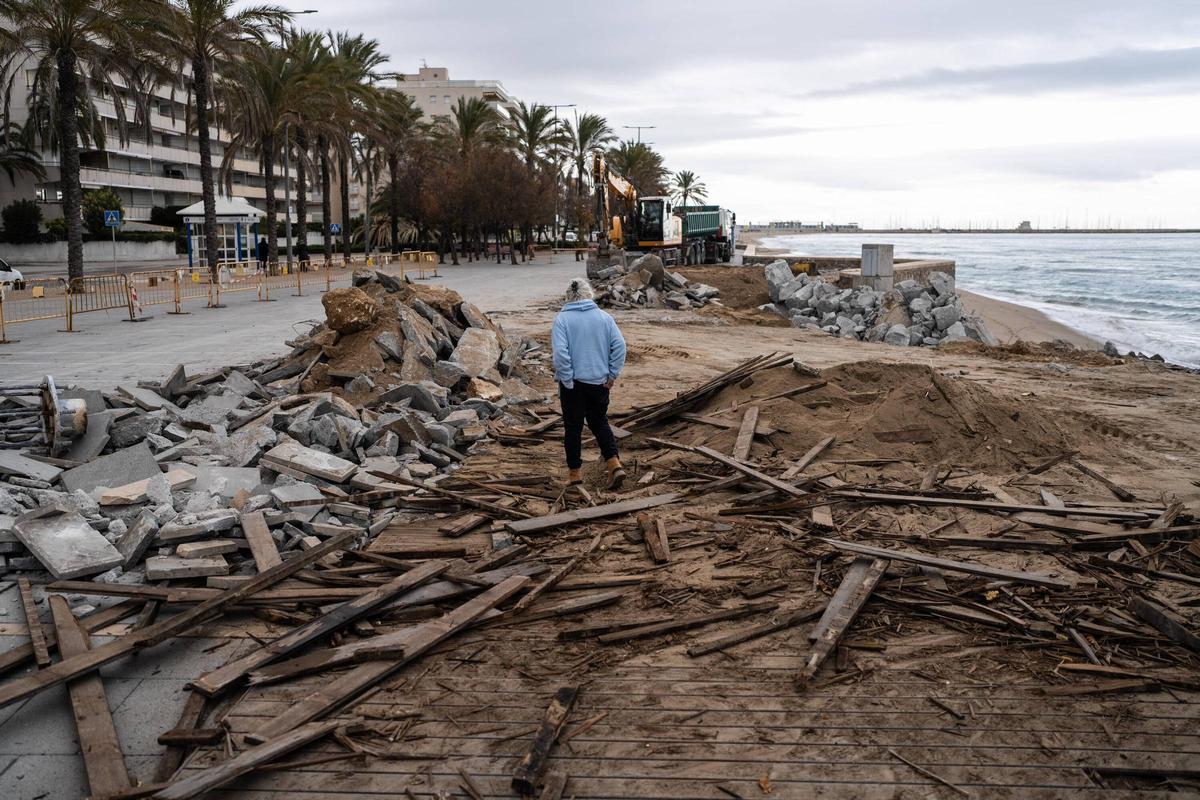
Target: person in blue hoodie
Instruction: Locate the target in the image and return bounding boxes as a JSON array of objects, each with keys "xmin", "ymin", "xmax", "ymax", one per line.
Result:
[{"xmin": 552, "ymin": 278, "xmax": 627, "ymax": 488}]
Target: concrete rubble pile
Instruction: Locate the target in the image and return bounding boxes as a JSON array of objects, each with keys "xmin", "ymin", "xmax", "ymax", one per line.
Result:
[
  {"xmin": 0, "ymin": 269, "xmax": 547, "ymax": 586},
  {"xmin": 590, "ymin": 253, "xmax": 722, "ymax": 310},
  {"xmin": 761, "ymin": 259, "xmax": 997, "ymax": 348}
]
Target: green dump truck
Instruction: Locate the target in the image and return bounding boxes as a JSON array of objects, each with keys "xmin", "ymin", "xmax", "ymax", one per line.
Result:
[{"xmin": 678, "ymin": 205, "xmax": 737, "ymax": 264}]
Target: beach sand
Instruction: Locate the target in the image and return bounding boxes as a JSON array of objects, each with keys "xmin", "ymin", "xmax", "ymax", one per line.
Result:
[{"xmin": 739, "ymin": 230, "xmax": 1100, "ymax": 349}]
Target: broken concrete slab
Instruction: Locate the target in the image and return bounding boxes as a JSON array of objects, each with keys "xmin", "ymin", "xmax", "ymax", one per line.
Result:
[
  {"xmin": 117, "ymin": 385, "xmax": 171, "ymax": 412},
  {"xmin": 269, "ymin": 483, "xmax": 325, "ymax": 522},
  {"xmin": 114, "ymin": 510, "xmax": 159, "ymax": 568},
  {"xmin": 146, "ymin": 554, "xmax": 229, "ymax": 580},
  {"xmin": 176, "ymin": 539, "xmax": 239, "ymax": 559},
  {"xmin": 64, "ymin": 409, "xmax": 117, "ymax": 463},
  {"xmin": 109, "ymin": 413, "xmax": 165, "ymax": 449},
  {"xmin": 60, "ymin": 442, "xmax": 161, "ymax": 495},
  {"xmin": 0, "ymin": 451, "xmax": 63, "ymax": 484},
  {"xmin": 99, "ymin": 468, "xmax": 195, "ymax": 506},
  {"xmin": 378, "ymin": 382, "xmax": 448, "ymax": 415},
  {"xmin": 260, "ymin": 441, "xmax": 356, "ymax": 483},
  {"xmin": 13, "ymin": 509, "xmax": 123, "ymax": 579},
  {"xmin": 450, "ymin": 328, "xmax": 502, "ymax": 377},
  {"xmin": 176, "ymin": 465, "xmax": 263, "ymax": 499},
  {"xmin": 157, "ymin": 508, "xmax": 240, "ymax": 544}
]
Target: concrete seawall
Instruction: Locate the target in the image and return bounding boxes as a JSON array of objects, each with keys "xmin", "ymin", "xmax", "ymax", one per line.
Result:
[{"xmin": 742, "ymin": 254, "xmax": 956, "ymax": 288}]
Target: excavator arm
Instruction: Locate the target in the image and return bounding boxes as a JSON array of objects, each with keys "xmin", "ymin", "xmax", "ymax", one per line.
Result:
[{"xmin": 593, "ymin": 154, "xmax": 637, "ymax": 258}]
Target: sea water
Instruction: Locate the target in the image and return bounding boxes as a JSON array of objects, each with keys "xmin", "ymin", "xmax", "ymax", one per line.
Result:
[{"xmin": 760, "ymin": 232, "xmax": 1200, "ymax": 368}]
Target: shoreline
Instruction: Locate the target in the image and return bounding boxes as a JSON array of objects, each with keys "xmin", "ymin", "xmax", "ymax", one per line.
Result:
[{"xmin": 740, "ymin": 230, "xmax": 1100, "ymax": 349}]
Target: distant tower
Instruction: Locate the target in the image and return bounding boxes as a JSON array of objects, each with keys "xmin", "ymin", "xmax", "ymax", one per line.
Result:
[{"xmin": 1017, "ymin": 220, "xmax": 1033, "ymax": 232}]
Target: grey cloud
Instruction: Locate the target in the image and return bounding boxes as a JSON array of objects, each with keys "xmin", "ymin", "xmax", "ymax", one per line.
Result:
[
  {"xmin": 955, "ymin": 138, "xmax": 1200, "ymax": 181},
  {"xmin": 809, "ymin": 47, "xmax": 1200, "ymax": 98}
]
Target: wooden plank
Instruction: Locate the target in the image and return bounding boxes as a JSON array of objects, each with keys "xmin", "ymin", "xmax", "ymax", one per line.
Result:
[
  {"xmin": 48, "ymin": 595, "xmax": 131, "ymax": 797},
  {"xmin": 1128, "ymin": 597, "xmax": 1200, "ymax": 653},
  {"xmin": 818, "ymin": 538, "xmax": 1071, "ymax": 588},
  {"xmin": 241, "ymin": 511, "xmax": 282, "ymax": 572},
  {"xmin": 367, "ymin": 468, "xmax": 533, "ymax": 518},
  {"xmin": 797, "ymin": 558, "xmax": 887, "ymax": 687},
  {"xmin": 505, "ymin": 493, "xmax": 681, "ymax": 535},
  {"xmin": 191, "ymin": 559, "xmax": 449, "ymax": 696},
  {"xmin": 678, "ymin": 413, "xmax": 777, "ymax": 436},
  {"xmin": 245, "ymin": 574, "xmax": 531, "ymax": 743},
  {"xmin": 920, "ymin": 463, "xmax": 940, "ymax": 492},
  {"xmin": 1071, "ymin": 459, "xmax": 1137, "ymax": 502},
  {"xmin": 1039, "ymin": 489, "xmax": 1065, "ymax": 508},
  {"xmin": 153, "ymin": 690, "xmax": 208, "ymax": 783},
  {"xmin": 790, "ymin": 435, "xmax": 836, "ymax": 477},
  {"xmin": 439, "ymin": 513, "xmax": 488, "ymax": 538},
  {"xmin": 639, "ymin": 515, "xmax": 670, "ymax": 564},
  {"xmin": 833, "ymin": 489, "xmax": 1151, "ymax": 520},
  {"xmin": 731, "ymin": 406, "xmax": 760, "ymax": 461},
  {"xmin": 17, "ymin": 577, "xmax": 50, "ymax": 667},
  {"xmin": 0, "ymin": 600, "xmax": 143, "ymax": 678},
  {"xmin": 153, "ymin": 720, "xmax": 339, "ymax": 800},
  {"xmin": 512, "ymin": 686, "xmax": 579, "ymax": 795},
  {"xmin": 690, "ymin": 445, "xmax": 807, "ymax": 497},
  {"xmin": 598, "ymin": 601, "xmax": 778, "ymax": 644},
  {"xmin": 0, "ymin": 529, "xmax": 358, "ymax": 710},
  {"xmin": 688, "ymin": 603, "xmax": 827, "ymax": 657},
  {"xmin": 511, "ymin": 533, "xmax": 603, "ymax": 615}
]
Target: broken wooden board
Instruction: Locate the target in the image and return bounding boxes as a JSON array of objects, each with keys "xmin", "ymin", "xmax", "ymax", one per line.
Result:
[
  {"xmin": 260, "ymin": 440, "xmax": 357, "ymax": 483},
  {"xmin": 788, "ymin": 435, "xmax": 836, "ymax": 477},
  {"xmin": 1128, "ymin": 597, "xmax": 1200, "ymax": 653},
  {"xmin": 154, "ymin": 720, "xmax": 340, "ymax": 799},
  {"xmin": 512, "ymin": 686, "xmax": 579, "ymax": 796},
  {"xmin": 48, "ymin": 595, "xmax": 131, "ymax": 798},
  {"xmin": 99, "ymin": 468, "xmax": 195, "ymax": 506},
  {"xmin": 0, "ymin": 600, "xmax": 143, "ymax": 677},
  {"xmin": 819, "ymin": 538, "xmax": 1071, "ymax": 588},
  {"xmin": 798, "ymin": 557, "xmax": 887, "ymax": 687},
  {"xmin": 688, "ymin": 602, "xmax": 827, "ymax": 657},
  {"xmin": 439, "ymin": 513, "xmax": 489, "ymax": 538},
  {"xmin": 678, "ymin": 412, "xmax": 778, "ymax": 436},
  {"xmin": 598, "ymin": 601, "xmax": 778, "ymax": 644},
  {"xmin": 13, "ymin": 508, "xmax": 122, "ymax": 580},
  {"xmin": 145, "ymin": 555, "xmax": 229, "ymax": 581},
  {"xmin": 1071, "ymin": 459, "xmax": 1137, "ymax": 502},
  {"xmin": 505, "ymin": 493, "xmax": 681, "ymax": 535},
  {"xmin": 833, "ymin": 489, "xmax": 1152, "ymax": 520},
  {"xmin": 192, "ymin": 560, "xmax": 450, "ymax": 696},
  {"xmin": 687, "ymin": 444, "xmax": 807, "ymax": 497},
  {"xmin": 638, "ymin": 515, "xmax": 670, "ymax": 564},
  {"xmin": 0, "ymin": 530, "xmax": 357, "ymax": 710},
  {"xmin": 175, "ymin": 539, "xmax": 238, "ymax": 559},
  {"xmin": 245, "ymin": 574, "xmax": 531, "ymax": 743},
  {"xmin": 240, "ymin": 510, "xmax": 282, "ymax": 572},
  {"xmin": 731, "ymin": 406, "xmax": 760, "ymax": 461},
  {"xmin": 17, "ymin": 577, "xmax": 50, "ymax": 667}
]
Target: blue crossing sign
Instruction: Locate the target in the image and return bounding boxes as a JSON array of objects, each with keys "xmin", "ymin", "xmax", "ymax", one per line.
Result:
[
  {"xmin": 329, "ymin": 223, "xmax": 342, "ymax": 234},
  {"xmin": 103, "ymin": 210, "xmax": 121, "ymax": 227}
]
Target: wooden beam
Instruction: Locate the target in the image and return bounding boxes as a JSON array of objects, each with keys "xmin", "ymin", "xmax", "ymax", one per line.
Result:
[
  {"xmin": 241, "ymin": 511, "xmax": 282, "ymax": 572},
  {"xmin": 689, "ymin": 444, "xmax": 807, "ymax": 497},
  {"xmin": 153, "ymin": 690, "xmax": 208, "ymax": 783},
  {"xmin": 48, "ymin": 595, "xmax": 130, "ymax": 798},
  {"xmin": 818, "ymin": 538, "xmax": 1071, "ymax": 588},
  {"xmin": 17, "ymin": 577, "xmax": 50, "ymax": 667},
  {"xmin": 245, "ymin": 574, "xmax": 530, "ymax": 743},
  {"xmin": 0, "ymin": 529, "xmax": 358, "ymax": 710},
  {"xmin": 1128, "ymin": 597, "xmax": 1200, "ymax": 653},
  {"xmin": 598, "ymin": 601, "xmax": 778, "ymax": 644},
  {"xmin": 439, "ymin": 513, "xmax": 488, "ymax": 538},
  {"xmin": 510, "ymin": 533, "xmax": 602, "ymax": 615},
  {"xmin": 788, "ymin": 435, "xmax": 836, "ymax": 478},
  {"xmin": 504, "ymin": 493, "xmax": 681, "ymax": 535},
  {"xmin": 512, "ymin": 686, "xmax": 579, "ymax": 796},
  {"xmin": 367, "ymin": 468, "xmax": 532, "ymax": 518},
  {"xmin": 731, "ymin": 406, "xmax": 760, "ymax": 461},
  {"xmin": 152, "ymin": 720, "xmax": 339, "ymax": 800},
  {"xmin": 0, "ymin": 600, "xmax": 143, "ymax": 678},
  {"xmin": 192, "ymin": 559, "xmax": 448, "ymax": 696},
  {"xmin": 688, "ymin": 603, "xmax": 827, "ymax": 657},
  {"xmin": 1071, "ymin": 459, "xmax": 1137, "ymax": 502},
  {"xmin": 833, "ymin": 490, "xmax": 1152, "ymax": 520},
  {"xmin": 639, "ymin": 515, "xmax": 670, "ymax": 564},
  {"xmin": 797, "ymin": 558, "xmax": 887, "ymax": 687}
]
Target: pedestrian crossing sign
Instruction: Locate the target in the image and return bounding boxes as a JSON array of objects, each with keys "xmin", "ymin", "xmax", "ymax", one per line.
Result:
[{"xmin": 104, "ymin": 210, "xmax": 121, "ymax": 227}]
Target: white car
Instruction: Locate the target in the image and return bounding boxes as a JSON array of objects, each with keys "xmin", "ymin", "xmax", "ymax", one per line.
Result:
[{"xmin": 0, "ymin": 257, "xmax": 21, "ymax": 285}]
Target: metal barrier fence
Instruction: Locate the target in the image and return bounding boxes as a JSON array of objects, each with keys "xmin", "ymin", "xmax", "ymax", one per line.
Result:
[{"xmin": 0, "ymin": 249, "xmax": 455, "ymax": 343}]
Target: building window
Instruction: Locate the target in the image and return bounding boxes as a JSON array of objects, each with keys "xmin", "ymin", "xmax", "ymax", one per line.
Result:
[
  {"xmin": 444, "ymin": 95, "xmax": 451, "ymax": 105},
  {"xmin": 429, "ymin": 95, "xmax": 437, "ymax": 104},
  {"xmin": 35, "ymin": 188, "xmax": 63, "ymax": 203}
]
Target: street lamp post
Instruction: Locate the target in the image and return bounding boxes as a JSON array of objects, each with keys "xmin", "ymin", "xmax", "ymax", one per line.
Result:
[
  {"xmin": 623, "ymin": 124, "xmax": 656, "ymax": 144},
  {"xmin": 548, "ymin": 103, "xmax": 575, "ymax": 246}
]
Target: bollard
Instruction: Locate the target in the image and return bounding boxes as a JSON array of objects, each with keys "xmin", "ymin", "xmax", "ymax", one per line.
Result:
[
  {"xmin": 295, "ymin": 263, "xmax": 303, "ymax": 296},
  {"xmin": 0, "ymin": 287, "xmax": 13, "ymax": 344}
]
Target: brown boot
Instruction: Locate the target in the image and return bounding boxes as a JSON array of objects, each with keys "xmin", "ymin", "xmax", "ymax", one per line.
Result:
[
  {"xmin": 566, "ymin": 468, "xmax": 583, "ymax": 486},
  {"xmin": 605, "ymin": 457, "xmax": 626, "ymax": 490}
]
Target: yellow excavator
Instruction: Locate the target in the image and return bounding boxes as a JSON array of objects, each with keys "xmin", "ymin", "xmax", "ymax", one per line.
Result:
[{"xmin": 592, "ymin": 154, "xmax": 735, "ymax": 267}]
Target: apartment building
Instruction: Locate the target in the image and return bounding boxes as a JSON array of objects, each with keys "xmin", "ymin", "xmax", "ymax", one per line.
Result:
[
  {"xmin": 0, "ymin": 68, "xmax": 319, "ymax": 228},
  {"xmin": 343, "ymin": 66, "xmax": 522, "ymax": 221}
]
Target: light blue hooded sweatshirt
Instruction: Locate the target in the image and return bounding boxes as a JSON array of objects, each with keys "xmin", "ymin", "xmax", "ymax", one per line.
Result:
[{"xmin": 552, "ymin": 300, "xmax": 626, "ymax": 389}]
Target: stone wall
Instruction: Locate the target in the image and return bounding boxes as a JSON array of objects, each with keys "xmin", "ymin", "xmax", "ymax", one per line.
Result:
[{"xmin": 837, "ymin": 259, "xmax": 956, "ymax": 289}]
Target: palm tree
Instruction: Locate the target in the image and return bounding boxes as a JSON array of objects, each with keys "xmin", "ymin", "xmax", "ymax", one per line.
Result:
[
  {"xmin": 370, "ymin": 91, "xmax": 420, "ymax": 253},
  {"xmin": 562, "ymin": 112, "xmax": 614, "ymax": 195},
  {"xmin": 442, "ymin": 96, "xmax": 501, "ymax": 157},
  {"xmin": 670, "ymin": 170, "xmax": 708, "ymax": 210},
  {"xmin": 607, "ymin": 139, "xmax": 668, "ymax": 196},
  {"xmin": 157, "ymin": 0, "xmax": 291, "ymax": 279},
  {"xmin": 0, "ymin": 0, "xmax": 150, "ymax": 281},
  {"xmin": 507, "ymin": 101, "xmax": 560, "ymax": 170},
  {"xmin": 328, "ymin": 32, "xmax": 388, "ymax": 263},
  {"xmin": 0, "ymin": 122, "xmax": 44, "ymax": 184}
]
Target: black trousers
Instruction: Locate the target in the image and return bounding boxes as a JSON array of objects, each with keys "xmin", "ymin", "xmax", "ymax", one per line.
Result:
[{"xmin": 559, "ymin": 381, "xmax": 619, "ymax": 469}]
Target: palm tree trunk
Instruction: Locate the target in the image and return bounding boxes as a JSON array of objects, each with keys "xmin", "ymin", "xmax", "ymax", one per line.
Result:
[
  {"xmin": 294, "ymin": 128, "xmax": 309, "ymax": 263},
  {"xmin": 263, "ymin": 133, "xmax": 278, "ymax": 265},
  {"xmin": 319, "ymin": 136, "xmax": 332, "ymax": 264},
  {"xmin": 387, "ymin": 152, "xmax": 399, "ymax": 253},
  {"xmin": 56, "ymin": 49, "xmax": 83, "ymax": 284},
  {"xmin": 339, "ymin": 152, "xmax": 351, "ymax": 263},
  {"xmin": 193, "ymin": 56, "xmax": 220, "ymax": 282}
]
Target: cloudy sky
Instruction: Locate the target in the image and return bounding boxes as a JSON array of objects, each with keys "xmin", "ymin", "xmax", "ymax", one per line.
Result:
[{"xmin": 277, "ymin": 0, "xmax": 1200, "ymax": 227}]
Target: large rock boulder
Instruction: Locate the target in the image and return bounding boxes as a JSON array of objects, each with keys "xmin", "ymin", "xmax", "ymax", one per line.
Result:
[
  {"xmin": 764, "ymin": 260, "xmax": 794, "ymax": 302},
  {"xmin": 931, "ymin": 303, "xmax": 961, "ymax": 332},
  {"xmin": 883, "ymin": 324, "xmax": 910, "ymax": 347},
  {"xmin": 629, "ymin": 254, "xmax": 666, "ymax": 289},
  {"xmin": 322, "ymin": 287, "xmax": 379, "ymax": 334},
  {"xmin": 450, "ymin": 328, "xmax": 502, "ymax": 377},
  {"xmin": 928, "ymin": 271, "xmax": 955, "ymax": 299}
]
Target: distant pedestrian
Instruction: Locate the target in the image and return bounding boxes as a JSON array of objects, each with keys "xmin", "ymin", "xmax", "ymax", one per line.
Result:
[
  {"xmin": 255, "ymin": 237, "xmax": 267, "ymax": 271},
  {"xmin": 552, "ymin": 278, "xmax": 627, "ymax": 488}
]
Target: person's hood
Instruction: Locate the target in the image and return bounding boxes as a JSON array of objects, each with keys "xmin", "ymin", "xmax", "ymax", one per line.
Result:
[{"xmin": 561, "ymin": 300, "xmax": 598, "ymax": 312}]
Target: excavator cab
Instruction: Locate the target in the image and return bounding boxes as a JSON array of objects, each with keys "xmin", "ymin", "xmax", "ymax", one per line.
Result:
[{"xmin": 634, "ymin": 198, "xmax": 682, "ymax": 248}]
